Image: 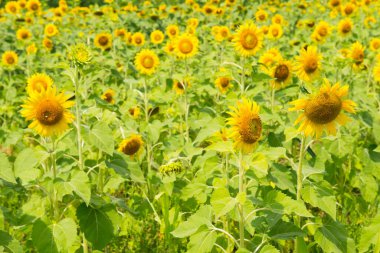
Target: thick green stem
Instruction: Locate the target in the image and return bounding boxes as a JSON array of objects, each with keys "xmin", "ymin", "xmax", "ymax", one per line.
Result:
[
  {"xmin": 74, "ymin": 66, "xmax": 84, "ymax": 170},
  {"xmin": 184, "ymin": 59, "xmax": 190, "ymax": 143},
  {"xmin": 295, "ymin": 135, "xmax": 306, "ymax": 252},
  {"xmin": 82, "ymin": 233, "xmax": 88, "ymax": 253},
  {"xmin": 50, "ymin": 138, "xmax": 59, "ymax": 221},
  {"xmin": 97, "ymin": 167, "xmax": 104, "ymax": 193},
  {"xmin": 143, "ymin": 78, "xmax": 152, "ymax": 175},
  {"xmin": 240, "ymin": 58, "xmax": 245, "ymax": 97},
  {"xmin": 238, "ymin": 152, "xmax": 245, "ymax": 249}
]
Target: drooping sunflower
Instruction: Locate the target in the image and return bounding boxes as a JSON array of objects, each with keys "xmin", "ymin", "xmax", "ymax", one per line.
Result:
[
  {"xmin": 289, "ymin": 79, "xmax": 356, "ymax": 139},
  {"xmin": 27, "ymin": 73, "xmax": 53, "ymax": 94},
  {"xmin": 27, "ymin": 0, "xmax": 41, "ymax": 12},
  {"xmin": 227, "ymin": 98, "xmax": 262, "ymax": 154},
  {"xmin": 94, "ymin": 33, "xmax": 112, "ymax": 51},
  {"xmin": 128, "ymin": 107, "xmax": 141, "ymax": 119},
  {"xmin": 338, "ymin": 18, "xmax": 353, "ymax": 36},
  {"xmin": 2, "ymin": 51, "xmax": 18, "ymax": 68},
  {"xmin": 44, "ymin": 24, "xmax": 58, "ymax": 37},
  {"xmin": 268, "ymin": 24, "xmax": 283, "ymax": 40},
  {"xmin": 370, "ymin": 38, "xmax": 380, "ymax": 52},
  {"xmin": 16, "ymin": 28, "xmax": 32, "ymax": 41},
  {"xmin": 215, "ymin": 76, "xmax": 233, "ymax": 93},
  {"xmin": 166, "ymin": 25, "xmax": 179, "ymax": 39},
  {"xmin": 295, "ymin": 46, "xmax": 322, "ymax": 82},
  {"xmin": 118, "ymin": 134, "xmax": 144, "ymax": 158},
  {"xmin": 349, "ymin": 42, "xmax": 365, "ymax": 69},
  {"xmin": 174, "ymin": 33, "xmax": 199, "ymax": 59},
  {"xmin": 134, "ymin": 49, "xmax": 160, "ymax": 75},
  {"xmin": 132, "ymin": 32, "xmax": 145, "ymax": 46},
  {"xmin": 233, "ymin": 21, "xmax": 263, "ymax": 57},
  {"xmin": 150, "ymin": 30, "xmax": 165, "ymax": 44},
  {"xmin": 101, "ymin": 89, "xmax": 115, "ymax": 104},
  {"xmin": 270, "ymin": 60, "xmax": 293, "ymax": 90},
  {"xmin": 21, "ymin": 86, "xmax": 75, "ymax": 137}
]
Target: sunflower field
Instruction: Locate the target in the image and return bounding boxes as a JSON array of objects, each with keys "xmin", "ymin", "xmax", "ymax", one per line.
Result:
[{"xmin": 1, "ymin": 0, "xmax": 380, "ymax": 252}]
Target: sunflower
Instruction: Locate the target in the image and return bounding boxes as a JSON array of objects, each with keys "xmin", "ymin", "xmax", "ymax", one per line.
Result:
[
  {"xmin": 132, "ymin": 32, "xmax": 145, "ymax": 46},
  {"xmin": 101, "ymin": 89, "xmax": 115, "ymax": 104},
  {"xmin": 174, "ymin": 33, "xmax": 199, "ymax": 59},
  {"xmin": 69, "ymin": 43, "xmax": 92, "ymax": 65},
  {"xmin": 233, "ymin": 21, "xmax": 263, "ymax": 57},
  {"xmin": 272, "ymin": 14, "xmax": 284, "ymax": 25},
  {"xmin": 2, "ymin": 51, "xmax": 18, "ymax": 68},
  {"xmin": 5, "ymin": 1, "xmax": 20, "ymax": 14},
  {"xmin": 255, "ymin": 9, "xmax": 268, "ymax": 22},
  {"xmin": 42, "ymin": 38, "xmax": 53, "ymax": 51},
  {"xmin": 150, "ymin": 30, "xmax": 164, "ymax": 44},
  {"xmin": 26, "ymin": 43, "xmax": 37, "ymax": 55},
  {"xmin": 164, "ymin": 40, "xmax": 175, "ymax": 55},
  {"xmin": 187, "ymin": 18, "xmax": 199, "ymax": 28},
  {"xmin": 44, "ymin": 24, "xmax": 58, "ymax": 37},
  {"xmin": 314, "ymin": 21, "xmax": 331, "ymax": 40},
  {"xmin": 21, "ymin": 86, "xmax": 75, "ymax": 137},
  {"xmin": 166, "ymin": 25, "xmax": 179, "ymax": 39},
  {"xmin": 295, "ymin": 46, "xmax": 322, "ymax": 82},
  {"xmin": 342, "ymin": 3, "xmax": 355, "ymax": 16},
  {"xmin": 289, "ymin": 79, "xmax": 356, "ymax": 139},
  {"xmin": 268, "ymin": 24, "xmax": 283, "ymax": 40},
  {"xmin": 134, "ymin": 49, "xmax": 159, "ymax": 75},
  {"xmin": 16, "ymin": 28, "xmax": 32, "ymax": 41},
  {"xmin": 349, "ymin": 42, "xmax": 365, "ymax": 68},
  {"xmin": 270, "ymin": 60, "xmax": 293, "ymax": 90},
  {"xmin": 94, "ymin": 33, "xmax": 112, "ymax": 50},
  {"xmin": 27, "ymin": 0, "xmax": 41, "ymax": 12},
  {"xmin": 18, "ymin": 0, "xmax": 27, "ymax": 9},
  {"xmin": 114, "ymin": 28, "xmax": 127, "ymax": 39},
  {"xmin": 215, "ymin": 76, "xmax": 233, "ymax": 93},
  {"xmin": 370, "ymin": 38, "xmax": 380, "ymax": 51},
  {"xmin": 128, "ymin": 107, "xmax": 141, "ymax": 119},
  {"xmin": 227, "ymin": 98, "xmax": 262, "ymax": 154},
  {"xmin": 259, "ymin": 48, "xmax": 282, "ymax": 71},
  {"xmin": 27, "ymin": 73, "xmax": 53, "ymax": 94},
  {"xmin": 328, "ymin": 0, "xmax": 341, "ymax": 9},
  {"xmin": 118, "ymin": 134, "xmax": 144, "ymax": 158},
  {"xmin": 173, "ymin": 77, "xmax": 191, "ymax": 95},
  {"xmin": 217, "ymin": 26, "xmax": 230, "ymax": 41},
  {"xmin": 373, "ymin": 62, "xmax": 380, "ymax": 82},
  {"xmin": 338, "ymin": 18, "xmax": 353, "ymax": 36}
]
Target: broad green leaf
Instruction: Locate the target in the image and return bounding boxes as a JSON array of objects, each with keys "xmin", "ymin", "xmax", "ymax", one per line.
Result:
[
  {"xmin": 171, "ymin": 205, "xmax": 212, "ymax": 238},
  {"xmin": 51, "ymin": 218, "xmax": 77, "ymax": 252},
  {"xmin": 264, "ymin": 190, "xmax": 313, "ymax": 217},
  {"xmin": 314, "ymin": 218, "xmax": 349, "ymax": 253},
  {"xmin": 359, "ymin": 213, "xmax": 380, "ymax": 253},
  {"xmin": 301, "ymin": 181, "xmax": 336, "ymax": 219},
  {"xmin": 76, "ymin": 203, "xmax": 114, "ymax": 250},
  {"xmin": 187, "ymin": 228, "xmax": 216, "ymax": 253},
  {"xmin": 32, "ymin": 219, "xmax": 59, "ymax": 253},
  {"xmin": 205, "ymin": 141, "xmax": 234, "ymax": 153},
  {"xmin": 210, "ymin": 187, "xmax": 236, "ymax": 218},
  {"xmin": 106, "ymin": 153, "xmax": 145, "ymax": 183},
  {"xmin": 268, "ymin": 220, "xmax": 306, "ymax": 239},
  {"xmin": 260, "ymin": 244, "xmax": 280, "ymax": 253},
  {"xmin": 262, "ymin": 147, "xmax": 287, "ymax": 161},
  {"xmin": 20, "ymin": 194, "xmax": 46, "ymax": 224},
  {"xmin": 0, "ymin": 230, "xmax": 22, "ymax": 253},
  {"xmin": 251, "ymin": 152, "xmax": 268, "ymax": 178},
  {"xmin": 88, "ymin": 122, "xmax": 114, "ymax": 155},
  {"xmin": 67, "ymin": 170, "xmax": 91, "ymax": 205},
  {"xmin": 14, "ymin": 148, "xmax": 45, "ymax": 184},
  {"xmin": 0, "ymin": 153, "xmax": 16, "ymax": 183}
]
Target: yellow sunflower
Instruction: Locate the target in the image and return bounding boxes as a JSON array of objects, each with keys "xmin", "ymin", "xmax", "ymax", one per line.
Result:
[
  {"xmin": 295, "ymin": 46, "xmax": 322, "ymax": 82},
  {"xmin": 5, "ymin": 1, "xmax": 20, "ymax": 14},
  {"xmin": 289, "ymin": 79, "xmax": 356, "ymax": 139},
  {"xmin": 314, "ymin": 21, "xmax": 331, "ymax": 40},
  {"xmin": 26, "ymin": 43, "xmax": 37, "ymax": 55},
  {"xmin": 227, "ymin": 98, "xmax": 262, "ymax": 154},
  {"xmin": 16, "ymin": 28, "xmax": 32, "ymax": 41},
  {"xmin": 216, "ymin": 26, "xmax": 230, "ymax": 41},
  {"xmin": 118, "ymin": 134, "xmax": 144, "ymax": 158},
  {"xmin": 94, "ymin": 33, "xmax": 112, "ymax": 51},
  {"xmin": 338, "ymin": 18, "xmax": 353, "ymax": 36},
  {"xmin": 370, "ymin": 38, "xmax": 380, "ymax": 51},
  {"xmin": 42, "ymin": 38, "xmax": 53, "ymax": 51},
  {"xmin": 349, "ymin": 42, "xmax": 365, "ymax": 69},
  {"xmin": 173, "ymin": 77, "xmax": 191, "ymax": 95},
  {"xmin": 341, "ymin": 3, "xmax": 355, "ymax": 16},
  {"xmin": 328, "ymin": 0, "xmax": 341, "ymax": 9},
  {"xmin": 128, "ymin": 107, "xmax": 141, "ymax": 119},
  {"xmin": 233, "ymin": 21, "xmax": 263, "ymax": 57},
  {"xmin": 21, "ymin": 86, "xmax": 75, "ymax": 137},
  {"xmin": 134, "ymin": 49, "xmax": 159, "ymax": 75},
  {"xmin": 215, "ymin": 76, "xmax": 233, "ymax": 93},
  {"xmin": 27, "ymin": 0, "xmax": 41, "ymax": 12},
  {"xmin": 174, "ymin": 33, "xmax": 199, "ymax": 59},
  {"xmin": 27, "ymin": 73, "xmax": 53, "ymax": 94},
  {"xmin": 268, "ymin": 24, "xmax": 283, "ymax": 40},
  {"xmin": 270, "ymin": 60, "xmax": 293, "ymax": 90},
  {"xmin": 114, "ymin": 28, "xmax": 127, "ymax": 39},
  {"xmin": 164, "ymin": 40, "xmax": 176, "ymax": 55},
  {"xmin": 373, "ymin": 62, "xmax": 380, "ymax": 82},
  {"xmin": 101, "ymin": 89, "xmax": 115, "ymax": 104},
  {"xmin": 272, "ymin": 14, "xmax": 285, "ymax": 25},
  {"xmin": 132, "ymin": 32, "xmax": 145, "ymax": 46},
  {"xmin": 150, "ymin": 30, "xmax": 165, "ymax": 44},
  {"xmin": 44, "ymin": 24, "xmax": 58, "ymax": 37},
  {"xmin": 166, "ymin": 24, "xmax": 179, "ymax": 39},
  {"xmin": 2, "ymin": 51, "xmax": 18, "ymax": 68},
  {"xmin": 255, "ymin": 9, "xmax": 268, "ymax": 22}
]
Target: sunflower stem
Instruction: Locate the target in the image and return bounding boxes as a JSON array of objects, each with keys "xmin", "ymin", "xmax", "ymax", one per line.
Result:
[
  {"xmin": 240, "ymin": 58, "xmax": 245, "ymax": 96},
  {"xmin": 271, "ymin": 88, "xmax": 275, "ymax": 112},
  {"xmin": 238, "ymin": 151, "xmax": 245, "ymax": 249},
  {"xmin": 295, "ymin": 135, "xmax": 306, "ymax": 252},
  {"xmin": 184, "ymin": 59, "xmax": 190, "ymax": 143},
  {"xmin": 143, "ymin": 77, "xmax": 152, "ymax": 178},
  {"xmin": 82, "ymin": 233, "xmax": 88, "ymax": 253},
  {"xmin": 73, "ymin": 65, "xmax": 84, "ymax": 171},
  {"xmin": 50, "ymin": 137, "xmax": 59, "ymax": 221}
]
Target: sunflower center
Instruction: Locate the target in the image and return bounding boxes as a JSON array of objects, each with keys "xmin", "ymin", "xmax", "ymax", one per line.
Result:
[
  {"xmin": 272, "ymin": 28, "xmax": 279, "ymax": 37},
  {"xmin": 122, "ymin": 139, "xmax": 141, "ymax": 155},
  {"xmin": 176, "ymin": 82, "xmax": 185, "ymax": 90},
  {"xmin": 331, "ymin": 0, "xmax": 340, "ymax": 7},
  {"xmin": 10, "ymin": 6, "xmax": 17, "ymax": 12},
  {"xmin": 373, "ymin": 42, "xmax": 380, "ymax": 50},
  {"xmin": 304, "ymin": 58, "xmax": 318, "ymax": 74},
  {"xmin": 344, "ymin": 6, "xmax": 353, "ymax": 15},
  {"xmin": 36, "ymin": 99, "xmax": 64, "ymax": 126},
  {"xmin": 31, "ymin": 3, "xmax": 39, "ymax": 11},
  {"xmin": 241, "ymin": 31, "xmax": 258, "ymax": 50},
  {"xmin": 318, "ymin": 27, "xmax": 328, "ymax": 37},
  {"xmin": 239, "ymin": 116, "xmax": 262, "ymax": 144},
  {"xmin": 104, "ymin": 93, "xmax": 113, "ymax": 103},
  {"xmin": 21, "ymin": 32, "xmax": 28, "ymax": 39},
  {"xmin": 135, "ymin": 37, "xmax": 142, "ymax": 44},
  {"xmin": 274, "ymin": 64, "xmax": 289, "ymax": 82},
  {"xmin": 341, "ymin": 23, "xmax": 351, "ymax": 33},
  {"xmin": 259, "ymin": 14, "xmax": 265, "ymax": 20},
  {"xmin": 170, "ymin": 29, "xmax": 176, "ymax": 35},
  {"xmin": 353, "ymin": 51, "xmax": 364, "ymax": 63},
  {"xmin": 6, "ymin": 56, "xmax": 15, "ymax": 64},
  {"xmin": 47, "ymin": 27, "xmax": 54, "ymax": 33},
  {"xmin": 179, "ymin": 39, "xmax": 193, "ymax": 54},
  {"xmin": 220, "ymin": 77, "xmax": 230, "ymax": 88},
  {"xmin": 141, "ymin": 56, "xmax": 154, "ymax": 68},
  {"xmin": 98, "ymin": 36, "xmax": 109, "ymax": 46},
  {"xmin": 154, "ymin": 34, "xmax": 161, "ymax": 41},
  {"xmin": 305, "ymin": 93, "xmax": 342, "ymax": 124}
]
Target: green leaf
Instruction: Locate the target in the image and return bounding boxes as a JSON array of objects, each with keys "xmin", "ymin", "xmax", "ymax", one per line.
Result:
[
  {"xmin": 359, "ymin": 213, "xmax": 380, "ymax": 253},
  {"xmin": 171, "ymin": 205, "xmax": 212, "ymax": 238},
  {"xmin": 264, "ymin": 190, "xmax": 313, "ymax": 217},
  {"xmin": 0, "ymin": 152, "xmax": 16, "ymax": 183},
  {"xmin": 51, "ymin": 218, "xmax": 77, "ymax": 252},
  {"xmin": 314, "ymin": 218, "xmax": 349, "ymax": 253},
  {"xmin": 68, "ymin": 170, "xmax": 91, "ymax": 205},
  {"xmin": 187, "ymin": 228, "xmax": 217, "ymax": 253},
  {"xmin": 210, "ymin": 187, "xmax": 237, "ymax": 218},
  {"xmin": 0, "ymin": 230, "xmax": 22, "ymax": 253},
  {"xmin": 251, "ymin": 152, "xmax": 268, "ymax": 178},
  {"xmin": 260, "ymin": 244, "xmax": 280, "ymax": 253},
  {"xmin": 205, "ymin": 141, "xmax": 234, "ymax": 153},
  {"xmin": 268, "ymin": 220, "xmax": 306, "ymax": 239},
  {"xmin": 106, "ymin": 153, "xmax": 145, "ymax": 183},
  {"xmin": 32, "ymin": 219, "xmax": 59, "ymax": 253},
  {"xmin": 76, "ymin": 203, "xmax": 114, "ymax": 250},
  {"xmin": 301, "ymin": 181, "xmax": 336, "ymax": 219},
  {"xmin": 88, "ymin": 122, "xmax": 114, "ymax": 155},
  {"xmin": 14, "ymin": 148, "xmax": 45, "ymax": 184}
]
